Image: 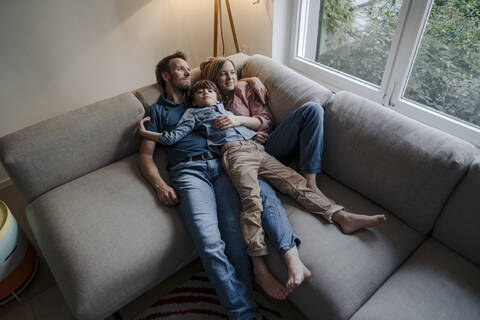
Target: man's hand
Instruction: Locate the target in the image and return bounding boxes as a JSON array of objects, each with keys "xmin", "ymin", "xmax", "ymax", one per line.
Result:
[
  {"xmin": 244, "ymin": 77, "xmax": 268, "ymax": 105},
  {"xmin": 213, "ymin": 114, "xmax": 242, "ymax": 130},
  {"xmin": 138, "ymin": 117, "xmax": 150, "ymax": 136},
  {"xmin": 200, "ymin": 57, "xmax": 215, "ymax": 76},
  {"xmin": 253, "ymin": 132, "xmax": 269, "ymax": 144},
  {"xmin": 155, "ymin": 184, "xmax": 179, "ymax": 206}
]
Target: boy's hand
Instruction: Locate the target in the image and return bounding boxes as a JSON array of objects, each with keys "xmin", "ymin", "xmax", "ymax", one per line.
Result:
[
  {"xmin": 213, "ymin": 114, "xmax": 242, "ymax": 130},
  {"xmin": 138, "ymin": 117, "xmax": 150, "ymax": 135},
  {"xmin": 253, "ymin": 132, "xmax": 269, "ymax": 144}
]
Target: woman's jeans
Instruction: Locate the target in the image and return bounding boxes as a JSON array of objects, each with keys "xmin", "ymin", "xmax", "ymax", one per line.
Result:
[
  {"xmin": 169, "ymin": 158, "xmax": 299, "ymax": 320},
  {"xmin": 266, "ymin": 101, "xmax": 324, "ymax": 174}
]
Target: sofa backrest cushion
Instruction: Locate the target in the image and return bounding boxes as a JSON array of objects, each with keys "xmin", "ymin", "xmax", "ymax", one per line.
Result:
[
  {"xmin": 133, "ymin": 52, "xmax": 250, "ymax": 109},
  {"xmin": 0, "ymin": 92, "xmax": 144, "ymax": 203},
  {"xmin": 241, "ymin": 55, "xmax": 333, "ymax": 125},
  {"xmin": 323, "ymin": 91, "xmax": 476, "ymax": 234},
  {"xmin": 433, "ymin": 154, "xmax": 480, "ymax": 266}
]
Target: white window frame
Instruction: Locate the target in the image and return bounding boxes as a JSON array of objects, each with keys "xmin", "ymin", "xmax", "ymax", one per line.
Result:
[{"xmin": 273, "ymin": 0, "xmax": 480, "ymax": 147}]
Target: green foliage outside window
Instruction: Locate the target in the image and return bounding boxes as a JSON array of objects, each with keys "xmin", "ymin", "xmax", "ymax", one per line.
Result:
[{"xmin": 316, "ymin": 0, "xmax": 480, "ymax": 127}]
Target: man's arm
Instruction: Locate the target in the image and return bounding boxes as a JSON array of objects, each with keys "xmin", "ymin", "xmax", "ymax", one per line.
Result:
[{"xmin": 138, "ymin": 139, "xmax": 178, "ymax": 206}]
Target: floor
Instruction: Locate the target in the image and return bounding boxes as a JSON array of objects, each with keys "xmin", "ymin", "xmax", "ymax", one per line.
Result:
[{"xmin": 0, "ymin": 184, "xmax": 306, "ymax": 320}]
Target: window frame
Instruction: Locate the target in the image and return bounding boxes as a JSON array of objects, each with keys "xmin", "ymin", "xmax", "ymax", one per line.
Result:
[{"xmin": 277, "ymin": 0, "xmax": 480, "ymax": 147}]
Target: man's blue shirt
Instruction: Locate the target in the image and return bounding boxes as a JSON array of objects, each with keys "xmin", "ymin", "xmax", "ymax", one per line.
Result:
[
  {"xmin": 157, "ymin": 103, "xmax": 257, "ymax": 147},
  {"xmin": 143, "ymin": 95, "xmax": 219, "ymax": 166}
]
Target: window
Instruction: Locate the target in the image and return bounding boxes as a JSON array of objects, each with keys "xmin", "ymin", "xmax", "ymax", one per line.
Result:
[
  {"xmin": 404, "ymin": 1, "xmax": 480, "ymax": 128},
  {"xmin": 285, "ymin": 0, "xmax": 480, "ymax": 146}
]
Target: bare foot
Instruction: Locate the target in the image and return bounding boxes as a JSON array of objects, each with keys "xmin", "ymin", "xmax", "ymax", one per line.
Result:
[
  {"xmin": 252, "ymin": 257, "xmax": 287, "ymax": 300},
  {"xmin": 332, "ymin": 210, "xmax": 387, "ymax": 234},
  {"xmin": 284, "ymin": 246, "xmax": 311, "ymax": 295}
]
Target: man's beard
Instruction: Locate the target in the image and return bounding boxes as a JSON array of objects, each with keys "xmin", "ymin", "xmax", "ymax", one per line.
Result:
[{"xmin": 174, "ymin": 79, "xmax": 191, "ymax": 92}]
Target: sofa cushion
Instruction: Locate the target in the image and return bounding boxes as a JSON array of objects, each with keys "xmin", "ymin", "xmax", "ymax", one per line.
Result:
[
  {"xmin": 26, "ymin": 154, "xmax": 197, "ymax": 320},
  {"xmin": 133, "ymin": 52, "xmax": 250, "ymax": 108},
  {"xmin": 433, "ymin": 154, "xmax": 480, "ymax": 266},
  {"xmin": 265, "ymin": 174, "xmax": 424, "ymax": 320},
  {"xmin": 350, "ymin": 239, "xmax": 480, "ymax": 320},
  {"xmin": 0, "ymin": 92, "xmax": 144, "ymax": 203},
  {"xmin": 241, "ymin": 55, "xmax": 333, "ymax": 125},
  {"xmin": 323, "ymin": 91, "xmax": 476, "ymax": 234}
]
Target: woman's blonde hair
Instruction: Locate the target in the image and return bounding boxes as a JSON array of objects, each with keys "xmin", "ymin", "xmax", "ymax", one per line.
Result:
[{"xmin": 200, "ymin": 57, "xmax": 236, "ymax": 90}]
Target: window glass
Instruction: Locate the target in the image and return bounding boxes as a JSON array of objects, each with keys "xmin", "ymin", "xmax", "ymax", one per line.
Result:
[
  {"xmin": 404, "ymin": 0, "xmax": 480, "ymax": 127},
  {"xmin": 302, "ymin": 0, "xmax": 404, "ymax": 87}
]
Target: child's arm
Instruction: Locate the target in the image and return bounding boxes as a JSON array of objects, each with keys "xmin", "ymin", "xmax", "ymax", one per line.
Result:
[
  {"xmin": 138, "ymin": 117, "xmax": 161, "ymax": 141},
  {"xmin": 158, "ymin": 109, "xmax": 196, "ymax": 145},
  {"xmin": 139, "ymin": 110, "xmax": 196, "ymax": 145}
]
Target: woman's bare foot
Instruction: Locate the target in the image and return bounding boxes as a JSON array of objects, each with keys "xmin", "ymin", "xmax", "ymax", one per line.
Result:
[
  {"xmin": 332, "ymin": 210, "xmax": 387, "ymax": 234},
  {"xmin": 284, "ymin": 246, "xmax": 311, "ymax": 295},
  {"xmin": 252, "ymin": 257, "xmax": 287, "ymax": 300}
]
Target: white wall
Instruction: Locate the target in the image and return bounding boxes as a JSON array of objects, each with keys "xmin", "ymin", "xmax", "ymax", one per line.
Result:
[
  {"xmin": 272, "ymin": 0, "xmax": 293, "ymax": 64},
  {"xmin": 0, "ymin": 0, "xmax": 273, "ymax": 187},
  {"xmin": 217, "ymin": 0, "xmax": 273, "ymax": 57}
]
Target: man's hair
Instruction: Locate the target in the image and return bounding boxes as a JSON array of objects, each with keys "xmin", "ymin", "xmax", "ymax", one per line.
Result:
[
  {"xmin": 200, "ymin": 57, "xmax": 236, "ymax": 89},
  {"xmin": 190, "ymin": 80, "xmax": 222, "ymax": 104},
  {"xmin": 155, "ymin": 51, "xmax": 187, "ymax": 89}
]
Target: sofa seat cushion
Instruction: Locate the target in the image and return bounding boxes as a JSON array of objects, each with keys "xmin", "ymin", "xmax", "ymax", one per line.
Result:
[
  {"xmin": 26, "ymin": 154, "xmax": 196, "ymax": 320},
  {"xmin": 265, "ymin": 174, "xmax": 424, "ymax": 320},
  {"xmin": 351, "ymin": 239, "xmax": 480, "ymax": 320}
]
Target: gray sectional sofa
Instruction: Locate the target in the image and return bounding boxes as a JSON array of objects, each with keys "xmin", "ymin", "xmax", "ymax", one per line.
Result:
[{"xmin": 1, "ymin": 53, "xmax": 479, "ymax": 320}]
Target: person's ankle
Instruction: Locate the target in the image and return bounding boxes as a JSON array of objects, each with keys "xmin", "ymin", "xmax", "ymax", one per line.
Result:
[{"xmin": 332, "ymin": 210, "xmax": 348, "ymax": 223}]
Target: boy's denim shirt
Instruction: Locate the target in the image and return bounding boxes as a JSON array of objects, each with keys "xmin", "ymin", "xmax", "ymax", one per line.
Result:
[{"xmin": 158, "ymin": 103, "xmax": 257, "ymax": 148}]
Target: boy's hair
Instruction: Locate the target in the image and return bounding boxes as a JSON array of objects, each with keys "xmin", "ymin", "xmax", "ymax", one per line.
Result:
[
  {"xmin": 190, "ymin": 80, "xmax": 222, "ymax": 105},
  {"xmin": 200, "ymin": 57, "xmax": 236, "ymax": 87},
  {"xmin": 155, "ymin": 51, "xmax": 187, "ymax": 89}
]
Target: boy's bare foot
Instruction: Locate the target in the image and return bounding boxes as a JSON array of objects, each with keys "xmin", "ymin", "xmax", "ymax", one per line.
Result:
[
  {"xmin": 284, "ymin": 246, "xmax": 311, "ymax": 295},
  {"xmin": 252, "ymin": 257, "xmax": 287, "ymax": 300},
  {"xmin": 332, "ymin": 210, "xmax": 387, "ymax": 234}
]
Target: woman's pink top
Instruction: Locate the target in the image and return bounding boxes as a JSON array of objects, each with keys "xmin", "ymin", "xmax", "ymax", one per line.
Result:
[{"xmin": 228, "ymin": 81, "xmax": 273, "ymax": 134}]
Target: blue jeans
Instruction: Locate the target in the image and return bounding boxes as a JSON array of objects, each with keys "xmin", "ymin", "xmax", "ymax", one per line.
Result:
[
  {"xmin": 169, "ymin": 158, "xmax": 298, "ymax": 320},
  {"xmin": 266, "ymin": 101, "xmax": 324, "ymax": 174}
]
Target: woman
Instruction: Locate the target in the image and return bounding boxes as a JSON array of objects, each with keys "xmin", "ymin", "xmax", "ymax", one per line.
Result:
[
  {"xmin": 200, "ymin": 57, "xmax": 326, "ymax": 194},
  {"xmin": 200, "ymin": 57, "xmax": 386, "ymax": 300},
  {"xmin": 200, "ymin": 57, "xmax": 385, "ymax": 233}
]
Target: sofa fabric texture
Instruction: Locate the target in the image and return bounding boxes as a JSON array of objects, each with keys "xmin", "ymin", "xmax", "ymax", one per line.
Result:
[
  {"xmin": 350, "ymin": 239, "xmax": 480, "ymax": 320},
  {"xmin": 433, "ymin": 154, "xmax": 480, "ymax": 266},
  {"xmin": 265, "ymin": 174, "xmax": 424, "ymax": 320},
  {"xmin": 0, "ymin": 92, "xmax": 144, "ymax": 203},
  {"xmin": 323, "ymin": 91, "xmax": 476, "ymax": 234},
  {"xmin": 26, "ymin": 154, "xmax": 197, "ymax": 319}
]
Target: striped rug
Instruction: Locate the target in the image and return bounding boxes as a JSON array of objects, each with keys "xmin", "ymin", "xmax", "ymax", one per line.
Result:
[{"xmin": 135, "ymin": 272, "xmax": 283, "ymax": 320}]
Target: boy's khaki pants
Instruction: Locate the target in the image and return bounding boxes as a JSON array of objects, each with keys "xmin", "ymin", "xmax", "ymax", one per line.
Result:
[{"xmin": 221, "ymin": 140, "xmax": 342, "ymax": 256}]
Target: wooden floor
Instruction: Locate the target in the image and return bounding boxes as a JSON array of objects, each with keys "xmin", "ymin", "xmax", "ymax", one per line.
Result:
[{"xmin": 0, "ymin": 184, "xmax": 305, "ymax": 320}]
